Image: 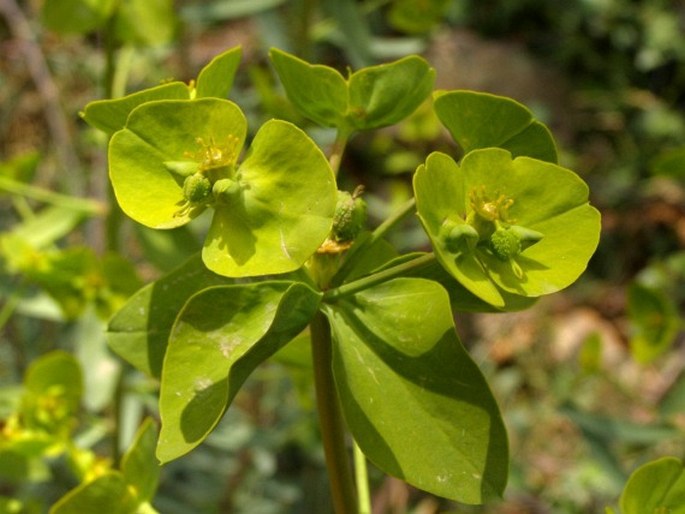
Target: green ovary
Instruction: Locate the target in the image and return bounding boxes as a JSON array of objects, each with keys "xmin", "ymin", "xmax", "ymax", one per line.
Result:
[
  {"xmin": 461, "ymin": 186, "xmax": 544, "ymax": 264},
  {"xmin": 173, "ymin": 134, "xmax": 244, "ymax": 216}
]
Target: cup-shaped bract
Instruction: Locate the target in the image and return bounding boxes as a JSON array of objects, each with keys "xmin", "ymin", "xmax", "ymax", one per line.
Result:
[
  {"xmin": 414, "ymin": 148, "xmax": 601, "ymax": 308},
  {"xmin": 108, "ymin": 98, "xmax": 337, "ymax": 277}
]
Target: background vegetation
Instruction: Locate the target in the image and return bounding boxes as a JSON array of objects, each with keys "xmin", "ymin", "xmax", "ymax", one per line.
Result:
[{"xmin": 0, "ymin": 0, "xmax": 683, "ymax": 512}]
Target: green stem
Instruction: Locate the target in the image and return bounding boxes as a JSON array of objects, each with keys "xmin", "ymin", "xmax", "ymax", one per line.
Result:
[
  {"xmin": 368, "ymin": 197, "xmax": 416, "ymax": 247},
  {"xmin": 310, "ymin": 311, "xmax": 358, "ymax": 514},
  {"xmin": 102, "ymin": 0, "xmax": 124, "ymax": 253},
  {"xmin": 354, "ymin": 441, "xmax": 371, "ymax": 514},
  {"xmin": 329, "ymin": 129, "xmax": 351, "ymax": 177},
  {"xmin": 325, "ymin": 252, "xmax": 436, "ymax": 302}
]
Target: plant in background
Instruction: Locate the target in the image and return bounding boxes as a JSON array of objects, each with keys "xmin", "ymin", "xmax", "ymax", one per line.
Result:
[{"xmin": 77, "ymin": 46, "xmax": 602, "ymax": 513}]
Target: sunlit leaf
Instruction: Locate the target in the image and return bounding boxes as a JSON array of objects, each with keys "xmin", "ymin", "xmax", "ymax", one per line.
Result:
[
  {"xmin": 414, "ymin": 149, "xmax": 600, "ymax": 307},
  {"xmin": 433, "ymin": 90, "xmax": 558, "ymax": 163},
  {"xmin": 195, "ymin": 47, "xmax": 242, "ymax": 99},
  {"xmin": 157, "ymin": 281, "xmax": 321, "ymax": 462},
  {"xmin": 121, "ymin": 419, "xmax": 159, "ymax": 503},
  {"xmin": 620, "ymin": 457, "xmax": 685, "ymax": 514},
  {"xmin": 107, "ymin": 254, "xmax": 233, "ymax": 377},
  {"xmin": 325, "ymin": 278, "xmax": 508, "ymax": 504}
]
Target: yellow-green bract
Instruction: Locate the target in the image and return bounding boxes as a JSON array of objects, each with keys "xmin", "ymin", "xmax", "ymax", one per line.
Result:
[
  {"xmin": 107, "ymin": 97, "xmax": 337, "ymax": 277},
  {"xmin": 413, "ymin": 148, "xmax": 601, "ymax": 308}
]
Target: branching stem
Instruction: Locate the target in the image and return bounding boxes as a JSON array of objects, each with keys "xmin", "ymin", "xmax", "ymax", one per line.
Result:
[{"xmin": 325, "ymin": 252, "xmax": 436, "ymax": 302}]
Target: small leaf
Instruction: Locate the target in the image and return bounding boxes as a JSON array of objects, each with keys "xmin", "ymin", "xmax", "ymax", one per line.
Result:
[
  {"xmin": 49, "ymin": 473, "xmax": 139, "ymax": 514},
  {"xmin": 620, "ymin": 457, "xmax": 685, "ymax": 514},
  {"xmin": 433, "ymin": 90, "xmax": 558, "ymax": 163},
  {"xmin": 269, "ymin": 48, "xmax": 348, "ymax": 128},
  {"xmin": 82, "ymin": 82, "xmax": 190, "ymax": 135},
  {"xmin": 270, "ymin": 49, "xmax": 435, "ymax": 132},
  {"xmin": 157, "ymin": 281, "xmax": 321, "ymax": 463},
  {"xmin": 347, "ymin": 55, "xmax": 435, "ymax": 131},
  {"xmin": 121, "ymin": 419, "xmax": 159, "ymax": 503},
  {"xmin": 107, "ymin": 253, "xmax": 233, "ymax": 377},
  {"xmin": 325, "ymin": 278, "xmax": 508, "ymax": 504},
  {"xmin": 628, "ymin": 282, "xmax": 681, "ymax": 364},
  {"xmin": 195, "ymin": 47, "xmax": 242, "ymax": 99}
]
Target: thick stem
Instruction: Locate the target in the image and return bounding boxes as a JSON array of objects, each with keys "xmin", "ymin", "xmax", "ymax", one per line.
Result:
[{"xmin": 310, "ymin": 311, "xmax": 358, "ymax": 514}]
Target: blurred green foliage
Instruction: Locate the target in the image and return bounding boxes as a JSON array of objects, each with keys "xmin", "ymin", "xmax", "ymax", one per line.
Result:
[{"xmin": 0, "ymin": 0, "xmax": 683, "ymax": 512}]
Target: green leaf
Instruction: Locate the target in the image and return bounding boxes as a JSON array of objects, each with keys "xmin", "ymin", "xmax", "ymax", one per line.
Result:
[
  {"xmin": 651, "ymin": 146, "xmax": 685, "ymax": 178},
  {"xmin": 108, "ymin": 98, "xmax": 247, "ymax": 228},
  {"xmin": 388, "ymin": 0, "xmax": 451, "ymax": 34},
  {"xmin": 433, "ymin": 90, "xmax": 558, "ymax": 163},
  {"xmin": 114, "ymin": 0, "xmax": 177, "ymax": 47},
  {"xmin": 181, "ymin": 0, "xmax": 287, "ymax": 22},
  {"xmin": 325, "ymin": 278, "xmax": 508, "ymax": 504},
  {"xmin": 202, "ymin": 119, "xmax": 336, "ymax": 277},
  {"xmin": 121, "ymin": 419, "xmax": 159, "ymax": 503},
  {"xmin": 195, "ymin": 47, "xmax": 242, "ymax": 99},
  {"xmin": 107, "ymin": 253, "xmax": 233, "ymax": 377},
  {"xmin": 414, "ymin": 149, "xmax": 601, "ymax": 306},
  {"xmin": 269, "ymin": 48, "xmax": 348, "ymax": 128},
  {"xmin": 321, "ymin": 0, "xmax": 372, "ymax": 68},
  {"xmin": 157, "ymin": 281, "xmax": 321, "ymax": 463},
  {"xmin": 6, "ymin": 205, "xmax": 90, "ymax": 248},
  {"xmin": 347, "ymin": 55, "xmax": 435, "ymax": 131},
  {"xmin": 42, "ymin": 0, "xmax": 116, "ymax": 35},
  {"xmin": 82, "ymin": 82, "xmax": 190, "ymax": 135},
  {"xmin": 49, "ymin": 473, "xmax": 139, "ymax": 514},
  {"xmin": 270, "ymin": 49, "xmax": 435, "ymax": 132},
  {"xmin": 628, "ymin": 283, "xmax": 681, "ymax": 364},
  {"xmin": 620, "ymin": 457, "xmax": 685, "ymax": 514}
]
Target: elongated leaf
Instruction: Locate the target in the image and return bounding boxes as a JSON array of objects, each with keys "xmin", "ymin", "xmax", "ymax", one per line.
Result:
[
  {"xmin": 121, "ymin": 419, "xmax": 159, "ymax": 503},
  {"xmin": 49, "ymin": 473, "xmax": 138, "ymax": 514},
  {"xmin": 157, "ymin": 281, "xmax": 321, "ymax": 463},
  {"xmin": 195, "ymin": 47, "xmax": 242, "ymax": 99},
  {"xmin": 325, "ymin": 278, "xmax": 508, "ymax": 504},
  {"xmin": 81, "ymin": 82, "xmax": 190, "ymax": 135},
  {"xmin": 620, "ymin": 457, "xmax": 685, "ymax": 514},
  {"xmin": 107, "ymin": 254, "xmax": 233, "ymax": 377},
  {"xmin": 7, "ymin": 206, "xmax": 91, "ymax": 248},
  {"xmin": 433, "ymin": 90, "xmax": 557, "ymax": 163}
]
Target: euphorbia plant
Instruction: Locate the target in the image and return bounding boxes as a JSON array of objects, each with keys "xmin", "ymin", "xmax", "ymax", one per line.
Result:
[{"xmin": 83, "ymin": 46, "xmax": 601, "ymax": 512}]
